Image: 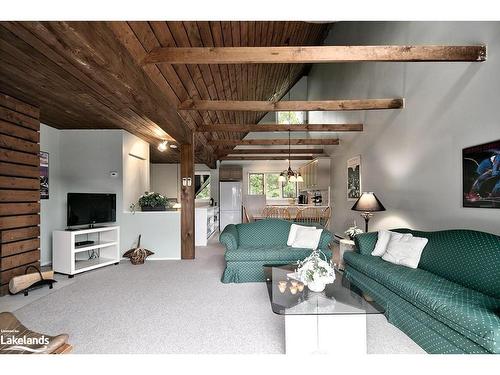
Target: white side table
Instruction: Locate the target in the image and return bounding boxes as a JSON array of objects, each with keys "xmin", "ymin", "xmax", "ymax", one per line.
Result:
[{"xmin": 339, "ymin": 239, "xmax": 356, "ymax": 270}]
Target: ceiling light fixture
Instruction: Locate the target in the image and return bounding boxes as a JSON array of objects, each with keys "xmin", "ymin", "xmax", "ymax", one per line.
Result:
[
  {"xmin": 278, "ymin": 130, "xmax": 303, "ymax": 183},
  {"xmin": 169, "ymin": 144, "xmax": 178, "ymax": 149},
  {"xmin": 278, "ymin": 50, "xmax": 303, "ymax": 184},
  {"xmin": 157, "ymin": 140, "xmax": 168, "ymax": 152}
]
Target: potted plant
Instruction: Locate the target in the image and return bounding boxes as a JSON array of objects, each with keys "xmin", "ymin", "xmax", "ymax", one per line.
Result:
[
  {"xmin": 344, "ymin": 222, "xmax": 363, "ymax": 241},
  {"xmin": 295, "ymin": 250, "xmax": 335, "ymax": 293},
  {"xmin": 138, "ymin": 191, "xmax": 169, "ymax": 211}
]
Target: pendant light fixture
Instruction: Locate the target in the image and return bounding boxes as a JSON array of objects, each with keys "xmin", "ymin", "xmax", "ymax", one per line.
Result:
[
  {"xmin": 278, "ymin": 53, "xmax": 303, "ymax": 183},
  {"xmin": 279, "ymin": 130, "xmax": 303, "ymax": 183}
]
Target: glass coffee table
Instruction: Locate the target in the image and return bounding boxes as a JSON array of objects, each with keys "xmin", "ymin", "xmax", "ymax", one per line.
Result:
[{"xmin": 263, "ymin": 264, "xmax": 385, "ymax": 355}]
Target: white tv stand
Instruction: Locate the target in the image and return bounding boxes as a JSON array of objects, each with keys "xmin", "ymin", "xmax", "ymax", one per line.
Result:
[{"xmin": 53, "ymin": 226, "xmax": 120, "ymax": 277}]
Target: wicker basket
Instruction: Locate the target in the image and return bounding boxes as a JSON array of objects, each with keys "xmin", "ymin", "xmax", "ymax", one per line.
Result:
[{"xmin": 123, "ymin": 235, "xmax": 154, "ymax": 265}]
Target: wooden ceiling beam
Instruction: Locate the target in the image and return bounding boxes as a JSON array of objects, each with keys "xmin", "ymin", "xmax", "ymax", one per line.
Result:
[
  {"xmin": 180, "ymin": 99, "xmax": 403, "ymax": 112},
  {"xmin": 227, "ymin": 148, "xmax": 324, "ymax": 154},
  {"xmin": 210, "ymin": 138, "xmax": 339, "ymax": 146},
  {"xmin": 196, "ymin": 123, "xmax": 363, "ymax": 132},
  {"xmin": 143, "ymin": 45, "xmax": 486, "ymax": 64},
  {"xmin": 220, "ymin": 155, "xmax": 319, "ymax": 161}
]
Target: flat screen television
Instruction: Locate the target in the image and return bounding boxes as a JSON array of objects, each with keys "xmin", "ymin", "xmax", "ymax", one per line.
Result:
[{"xmin": 67, "ymin": 193, "xmax": 116, "ymax": 227}]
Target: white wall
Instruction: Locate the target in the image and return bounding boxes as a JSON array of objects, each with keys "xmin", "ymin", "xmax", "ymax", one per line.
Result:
[
  {"xmin": 307, "ymin": 21, "xmax": 500, "ymax": 235},
  {"xmin": 121, "ymin": 212, "xmax": 180, "ymax": 259},
  {"xmin": 39, "ymin": 127, "xmax": 153, "ymax": 263},
  {"xmin": 39, "ymin": 125, "xmax": 64, "ymax": 265},
  {"xmin": 150, "ymin": 163, "xmax": 219, "ymax": 204},
  {"xmin": 60, "ymin": 130, "xmax": 124, "ymax": 207},
  {"xmin": 123, "ymin": 131, "xmax": 150, "ymax": 210},
  {"xmin": 150, "ymin": 164, "xmax": 179, "ymax": 198}
]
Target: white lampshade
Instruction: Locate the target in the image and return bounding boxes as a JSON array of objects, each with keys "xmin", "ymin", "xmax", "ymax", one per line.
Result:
[
  {"xmin": 289, "ymin": 175, "xmax": 297, "ymax": 182},
  {"xmin": 278, "ymin": 174, "xmax": 286, "ymax": 183},
  {"xmin": 296, "ymin": 174, "xmax": 304, "ymax": 182}
]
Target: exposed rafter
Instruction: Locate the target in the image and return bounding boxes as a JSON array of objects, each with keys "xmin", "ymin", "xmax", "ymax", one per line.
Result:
[
  {"xmin": 227, "ymin": 148, "xmax": 324, "ymax": 154},
  {"xmin": 180, "ymin": 99, "xmax": 404, "ymax": 112},
  {"xmin": 196, "ymin": 123, "xmax": 363, "ymax": 132},
  {"xmin": 210, "ymin": 138, "xmax": 339, "ymax": 146},
  {"xmin": 143, "ymin": 45, "xmax": 487, "ymax": 65},
  {"xmin": 220, "ymin": 155, "xmax": 320, "ymax": 161}
]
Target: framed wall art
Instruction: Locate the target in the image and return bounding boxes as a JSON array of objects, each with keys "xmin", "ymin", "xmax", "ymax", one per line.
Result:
[
  {"xmin": 347, "ymin": 155, "xmax": 361, "ymax": 201},
  {"xmin": 39, "ymin": 151, "xmax": 49, "ymax": 199},
  {"xmin": 463, "ymin": 139, "xmax": 500, "ymax": 208}
]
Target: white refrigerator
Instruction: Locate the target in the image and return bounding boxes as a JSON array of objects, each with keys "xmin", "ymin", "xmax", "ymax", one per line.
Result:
[{"xmin": 219, "ymin": 181, "xmax": 242, "ymax": 232}]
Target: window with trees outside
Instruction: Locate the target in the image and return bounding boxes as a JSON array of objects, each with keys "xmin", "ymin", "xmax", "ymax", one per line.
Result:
[
  {"xmin": 277, "ymin": 111, "xmax": 306, "ymax": 125},
  {"xmin": 248, "ymin": 173, "xmax": 297, "ymax": 199}
]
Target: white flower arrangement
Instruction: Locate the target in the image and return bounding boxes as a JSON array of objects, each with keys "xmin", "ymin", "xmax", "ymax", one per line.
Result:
[
  {"xmin": 296, "ymin": 250, "xmax": 335, "ymax": 292},
  {"xmin": 344, "ymin": 221, "xmax": 363, "ymax": 240}
]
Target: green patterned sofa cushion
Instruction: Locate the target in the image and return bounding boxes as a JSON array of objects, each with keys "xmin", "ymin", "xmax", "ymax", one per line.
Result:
[
  {"xmin": 225, "ymin": 245, "xmax": 332, "ymax": 262},
  {"xmin": 236, "ymin": 219, "xmax": 292, "ymax": 246},
  {"xmin": 345, "ymin": 265, "xmax": 490, "ymax": 353},
  {"xmin": 344, "ymin": 252, "xmax": 500, "ymax": 353},
  {"xmin": 220, "ymin": 219, "xmax": 333, "ymax": 283},
  {"xmin": 353, "ymin": 231, "xmax": 379, "ymax": 256},
  {"xmin": 219, "ymin": 224, "xmax": 239, "ymax": 251},
  {"xmin": 353, "ymin": 229, "xmax": 500, "ymax": 298},
  {"xmin": 407, "ymin": 229, "xmax": 500, "ymax": 299},
  {"xmin": 235, "ymin": 219, "xmax": 330, "ymax": 247}
]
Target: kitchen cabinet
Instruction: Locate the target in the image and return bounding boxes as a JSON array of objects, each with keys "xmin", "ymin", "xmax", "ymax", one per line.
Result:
[
  {"xmin": 298, "ymin": 158, "xmax": 331, "ymax": 191},
  {"xmin": 219, "ymin": 166, "xmax": 243, "ymax": 181}
]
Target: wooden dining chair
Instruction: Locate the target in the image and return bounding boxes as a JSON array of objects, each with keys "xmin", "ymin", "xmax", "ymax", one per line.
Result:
[
  {"xmin": 276, "ymin": 207, "xmax": 292, "ymax": 220},
  {"xmin": 263, "ymin": 206, "xmax": 292, "ymax": 220},
  {"xmin": 262, "ymin": 206, "xmax": 277, "ymax": 218},
  {"xmin": 243, "ymin": 206, "xmax": 253, "ymax": 223},
  {"xmin": 320, "ymin": 206, "xmax": 332, "ymax": 228},
  {"xmin": 295, "ymin": 207, "xmax": 323, "ymax": 227}
]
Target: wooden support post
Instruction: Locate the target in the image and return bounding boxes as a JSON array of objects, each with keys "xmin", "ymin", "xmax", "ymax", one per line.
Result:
[{"xmin": 180, "ymin": 136, "xmax": 195, "ymax": 260}]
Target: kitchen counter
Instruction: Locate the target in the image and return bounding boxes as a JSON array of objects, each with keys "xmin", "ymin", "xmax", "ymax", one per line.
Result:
[{"xmin": 195, "ymin": 205, "xmax": 219, "ymax": 246}]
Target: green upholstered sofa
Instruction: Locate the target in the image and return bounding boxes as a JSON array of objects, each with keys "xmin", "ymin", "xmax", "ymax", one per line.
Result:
[
  {"xmin": 220, "ymin": 219, "xmax": 333, "ymax": 283},
  {"xmin": 343, "ymin": 228, "xmax": 500, "ymax": 354}
]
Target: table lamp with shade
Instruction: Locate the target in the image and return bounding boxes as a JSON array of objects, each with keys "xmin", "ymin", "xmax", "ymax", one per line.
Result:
[{"xmin": 351, "ymin": 192, "xmax": 385, "ymax": 232}]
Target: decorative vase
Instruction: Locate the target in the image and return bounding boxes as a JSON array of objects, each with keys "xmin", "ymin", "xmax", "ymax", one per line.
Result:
[
  {"xmin": 307, "ymin": 280, "xmax": 326, "ymax": 293},
  {"xmin": 141, "ymin": 205, "xmax": 166, "ymax": 211}
]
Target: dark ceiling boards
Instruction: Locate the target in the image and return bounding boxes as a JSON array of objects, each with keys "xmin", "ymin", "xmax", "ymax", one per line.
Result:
[{"xmin": 0, "ymin": 22, "xmax": 330, "ymax": 166}]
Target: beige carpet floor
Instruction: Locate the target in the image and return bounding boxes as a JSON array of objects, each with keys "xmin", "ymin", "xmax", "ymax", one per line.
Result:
[{"xmin": 0, "ymin": 236, "xmax": 424, "ymax": 354}]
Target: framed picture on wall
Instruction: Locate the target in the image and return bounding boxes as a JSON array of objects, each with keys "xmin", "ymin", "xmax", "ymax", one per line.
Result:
[
  {"xmin": 39, "ymin": 151, "xmax": 49, "ymax": 199},
  {"xmin": 347, "ymin": 155, "xmax": 361, "ymax": 201},
  {"xmin": 463, "ymin": 139, "xmax": 500, "ymax": 208}
]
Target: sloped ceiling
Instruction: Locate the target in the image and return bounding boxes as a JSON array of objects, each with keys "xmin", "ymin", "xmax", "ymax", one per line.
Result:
[{"xmin": 0, "ymin": 21, "xmax": 330, "ymax": 166}]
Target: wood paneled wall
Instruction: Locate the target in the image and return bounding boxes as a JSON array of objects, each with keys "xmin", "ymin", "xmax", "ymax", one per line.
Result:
[{"xmin": 0, "ymin": 93, "xmax": 40, "ymax": 296}]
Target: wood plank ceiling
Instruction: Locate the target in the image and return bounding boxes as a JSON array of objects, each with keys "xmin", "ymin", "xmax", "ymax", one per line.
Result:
[{"xmin": 0, "ymin": 22, "xmax": 330, "ymax": 166}]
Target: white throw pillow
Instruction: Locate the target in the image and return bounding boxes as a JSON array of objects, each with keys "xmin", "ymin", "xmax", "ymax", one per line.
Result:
[
  {"xmin": 372, "ymin": 230, "xmax": 393, "ymax": 256},
  {"xmin": 382, "ymin": 235, "xmax": 428, "ymax": 269},
  {"xmin": 291, "ymin": 226, "xmax": 323, "ymax": 250},
  {"xmin": 372, "ymin": 230, "xmax": 412, "ymax": 256},
  {"xmin": 287, "ymin": 224, "xmax": 316, "ymax": 246}
]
